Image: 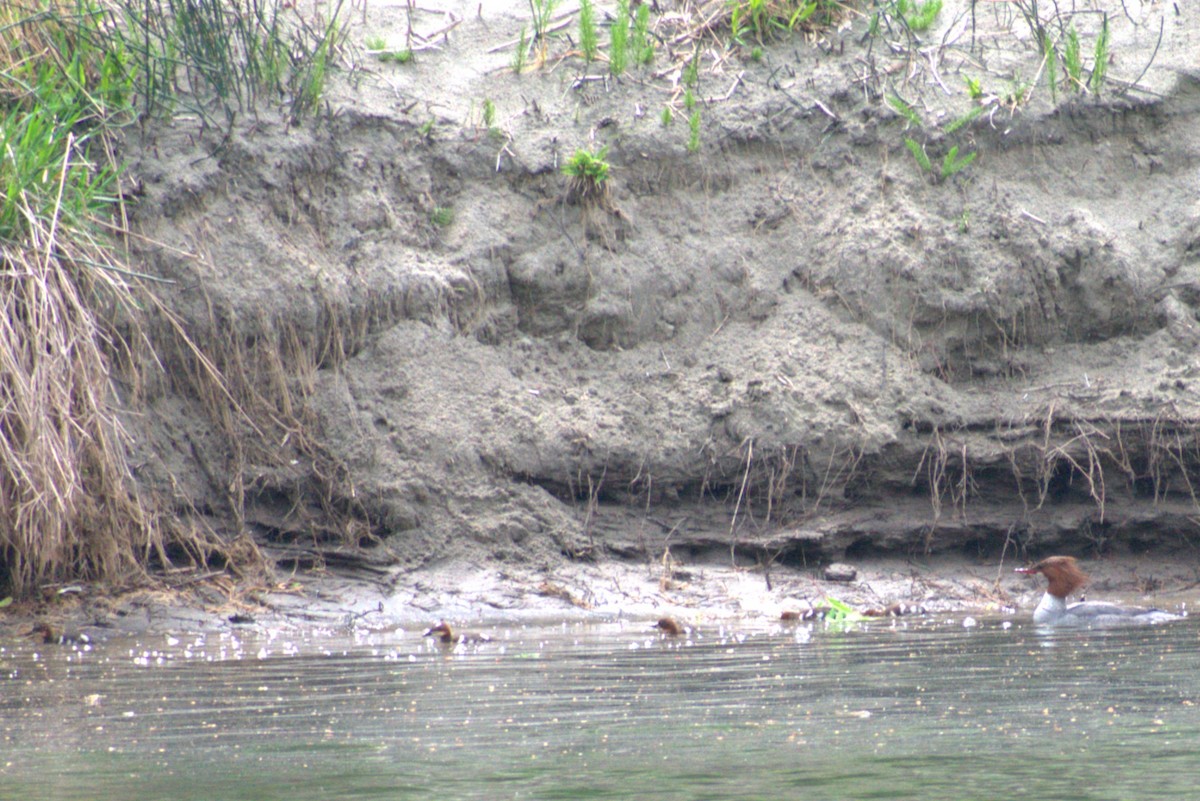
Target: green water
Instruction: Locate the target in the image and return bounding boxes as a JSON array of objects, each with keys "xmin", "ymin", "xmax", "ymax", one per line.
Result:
[{"xmin": 3, "ymin": 617, "xmax": 1198, "ymax": 800}]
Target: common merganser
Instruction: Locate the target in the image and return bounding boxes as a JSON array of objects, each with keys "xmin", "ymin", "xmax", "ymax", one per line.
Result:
[
  {"xmin": 653, "ymin": 617, "xmax": 685, "ymax": 636},
  {"xmin": 1015, "ymin": 556, "xmax": 1180, "ymax": 626},
  {"xmin": 422, "ymin": 621, "xmax": 489, "ymax": 645}
]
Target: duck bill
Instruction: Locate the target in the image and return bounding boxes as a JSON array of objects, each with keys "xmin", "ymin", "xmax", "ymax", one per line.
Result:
[{"xmin": 1014, "ymin": 566, "xmax": 1037, "ymax": 574}]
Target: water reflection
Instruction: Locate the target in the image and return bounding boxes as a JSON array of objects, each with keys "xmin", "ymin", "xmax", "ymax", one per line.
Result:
[{"xmin": 2, "ymin": 617, "xmax": 1198, "ymax": 800}]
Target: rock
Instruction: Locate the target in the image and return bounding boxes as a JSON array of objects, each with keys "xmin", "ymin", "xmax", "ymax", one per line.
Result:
[{"xmin": 824, "ymin": 563, "xmax": 857, "ymax": 582}]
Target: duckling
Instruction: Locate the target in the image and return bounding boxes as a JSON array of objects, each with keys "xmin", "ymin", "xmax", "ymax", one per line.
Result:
[
  {"xmin": 422, "ymin": 621, "xmax": 489, "ymax": 645},
  {"xmin": 780, "ymin": 608, "xmax": 824, "ymax": 622},
  {"xmin": 863, "ymin": 602, "xmax": 928, "ymax": 618},
  {"xmin": 653, "ymin": 617, "xmax": 685, "ymax": 636},
  {"xmin": 25, "ymin": 623, "xmax": 90, "ymax": 645}
]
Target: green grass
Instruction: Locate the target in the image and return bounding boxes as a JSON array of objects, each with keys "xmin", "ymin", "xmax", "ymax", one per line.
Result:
[
  {"xmin": 1089, "ymin": 15, "xmax": 1109, "ymax": 93},
  {"xmin": 661, "ymin": 106, "xmax": 673, "ymax": 126},
  {"xmin": 609, "ymin": 0, "xmax": 629, "ymax": 76},
  {"xmin": 379, "ymin": 48, "xmax": 413, "ymax": 64},
  {"xmin": 430, "ymin": 207, "xmax": 454, "ymax": 227},
  {"xmin": 579, "ymin": 0, "xmax": 598, "ymax": 62},
  {"xmin": 900, "ymin": 0, "xmax": 942, "ymax": 31},
  {"xmin": 963, "ymin": 75, "xmax": 983, "ymax": 100},
  {"xmin": 529, "ymin": 0, "xmax": 559, "ymax": 62},
  {"xmin": 1064, "ymin": 25, "xmax": 1083, "ymax": 90},
  {"xmin": 903, "ymin": 137, "xmax": 932, "ymax": 173},
  {"xmin": 631, "ymin": 4, "xmax": 654, "ymax": 65},
  {"xmin": 887, "ymin": 94, "xmax": 922, "ymax": 128},
  {"xmin": 943, "ymin": 105, "xmax": 983, "ymax": 135},
  {"xmin": 513, "ymin": 27, "xmax": 529, "ymax": 74},
  {"xmin": 940, "ymin": 145, "xmax": 976, "ymax": 179},
  {"xmin": 728, "ymin": 0, "xmax": 827, "ymax": 44},
  {"xmin": 1044, "ymin": 32, "xmax": 1059, "ymax": 103},
  {"xmin": 687, "ymin": 109, "xmax": 701, "ymax": 153},
  {"xmin": 683, "ymin": 53, "xmax": 699, "ymax": 87}
]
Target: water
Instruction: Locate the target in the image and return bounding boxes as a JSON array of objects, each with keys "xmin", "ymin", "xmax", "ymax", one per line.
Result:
[{"xmin": 3, "ymin": 616, "xmax": 1199, "ymax": 800}]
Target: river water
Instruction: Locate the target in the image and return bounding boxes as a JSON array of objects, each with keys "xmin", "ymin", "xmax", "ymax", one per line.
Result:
[{"xmin": 3, "ymin": 615, "xmax": 1198, "ymax": 800}]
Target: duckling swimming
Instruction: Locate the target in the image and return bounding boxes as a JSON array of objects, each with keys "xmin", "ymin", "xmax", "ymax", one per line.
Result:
[{"xmin": 422, "ymin": 621, "xmax": 490, "ymax": 645}]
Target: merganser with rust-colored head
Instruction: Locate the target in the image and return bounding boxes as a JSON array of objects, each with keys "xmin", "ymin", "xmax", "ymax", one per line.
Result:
[
  {"xmin": 1015, "ymin": 556, "xmax": 1180, "ymax": 626},
  {"xmin": 653, "ymin": 617, "xmax": 685, "ymax": 636}
]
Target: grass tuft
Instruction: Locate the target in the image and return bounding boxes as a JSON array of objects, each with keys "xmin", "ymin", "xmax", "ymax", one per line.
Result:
[{"xmin": 563, "ymin": 145, "xmax": 611, "ymax": 206}]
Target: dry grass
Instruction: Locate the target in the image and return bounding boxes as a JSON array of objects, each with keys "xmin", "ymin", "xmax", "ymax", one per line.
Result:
[
  {"xmin": 152, "ymin": 293, "xmax": 377, "ymax": 551},
  {"xmin": 0, "ymin": 1, "xmax": 263, "ymax": 597}
]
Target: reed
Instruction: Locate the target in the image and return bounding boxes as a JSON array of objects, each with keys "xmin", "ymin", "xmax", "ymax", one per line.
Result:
[{"xmin": 113, "ymin": 0, "xmax": 347, "ymax": 128}]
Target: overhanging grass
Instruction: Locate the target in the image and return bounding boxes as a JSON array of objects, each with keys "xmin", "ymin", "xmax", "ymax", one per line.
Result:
[{"xmin": 1, "ymin": 0, "xmax": 345, "ymax": 596}]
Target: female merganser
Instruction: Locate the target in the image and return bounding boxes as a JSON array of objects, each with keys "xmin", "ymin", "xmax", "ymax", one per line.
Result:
[
  {"xmin": 422, "ymin": 621, "xmax": 489, "ymax": 645},
  {"xmin": 1015, "ymin": 556, "xmax": 1180, "ymax": 626},
  {"xmin": 653, "ymin": 617, "xmax": 685, "ymax": 636}
]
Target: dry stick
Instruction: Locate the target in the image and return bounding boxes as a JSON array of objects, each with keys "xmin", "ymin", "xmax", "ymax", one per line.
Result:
[
  {"xmin": 708, "ymin": 70, "xmax": 744, "ymax": 103},
  {"xmin": 729, "ymin": 438, "xmax": 754, "ymax": 566},
  {"xmin": 486, "ymin": 16, "xmax": 572, "ymax": 52}
]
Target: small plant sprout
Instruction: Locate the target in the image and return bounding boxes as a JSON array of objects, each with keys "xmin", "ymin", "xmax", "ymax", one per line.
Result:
[
  {"xmin": 609, "ymin": 0, "xmax": 630, "ymax": 76},
  {"xmin": 430, "ymin": 207, "xmax": 453, "ymax": 227},
  {"xmin": 940, "ymin": 146, "xmax": 976, "ymax": 180},
  {"xmin": 366, "ymin": 35, "xmax": 412, "ymax": 64},
  {"xmin": 1064, "ymin": 25, "xmax": 1083, "ymax": 91},
  {"xmin": 513, "ymin": 27, "xmax": 529, "ymax": 74},
  {"xmin": 964, "ymin": 75, "xmax": 983, "ymax": 100},
  {"xmin": 418, "ymin": 119, "xmax": 435, "ymax": 139},
  {"xmin": 904, "ymin": 137, "xmax": 932, "ymax": 173},
  {"xmin": 579, "ymin": 0, "xmax": 598, "ymax": 62},
  {"xmin": 1043, "ymin": 32, "xmax": 1058, "ymax": 103},
  {"xmin": 944, "ymin": 105, "xmax": 983, "ymax": 135},
  {"xmin": 632, "ymin": 4, "xmax": 654, "ymax": 65},
  {"xmin": 483, "ymin": 98, "xmax": 496, "ymax": 129},
  {"xmin": 900, "ymin": 0, "xmax": 942, "ymax": 32},
  {"xmin": 1089, "ymin": 14, "xmax": 1109, "ymax": 94},
  {"xmin": 683, "ymin": 52, "xmax": 699, "ymax": 87},
  {"xmin": 683, "ymin": 87, "xmax": 696, "ymax": 112},
  {"xmin": 661, "ymin": 106, "xmax": 673, "ymax": 126},
  {"xmin": 751, "ymin": 46, "xmax": 763, "ymax": 62},
  {"xmin": 687, "ymin": 109, "xmax": 701, "ymax": 153},
  {"xmin": 562, "ymin": 144, "xmax": 612, "ymax": 206},
  {"xmin": 887, "ymin": 94, "xmax": 922, "ymax": 128},
  {"xmin": 958, "ymin": 208, "xmax": 970, "ymax": 234}
]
